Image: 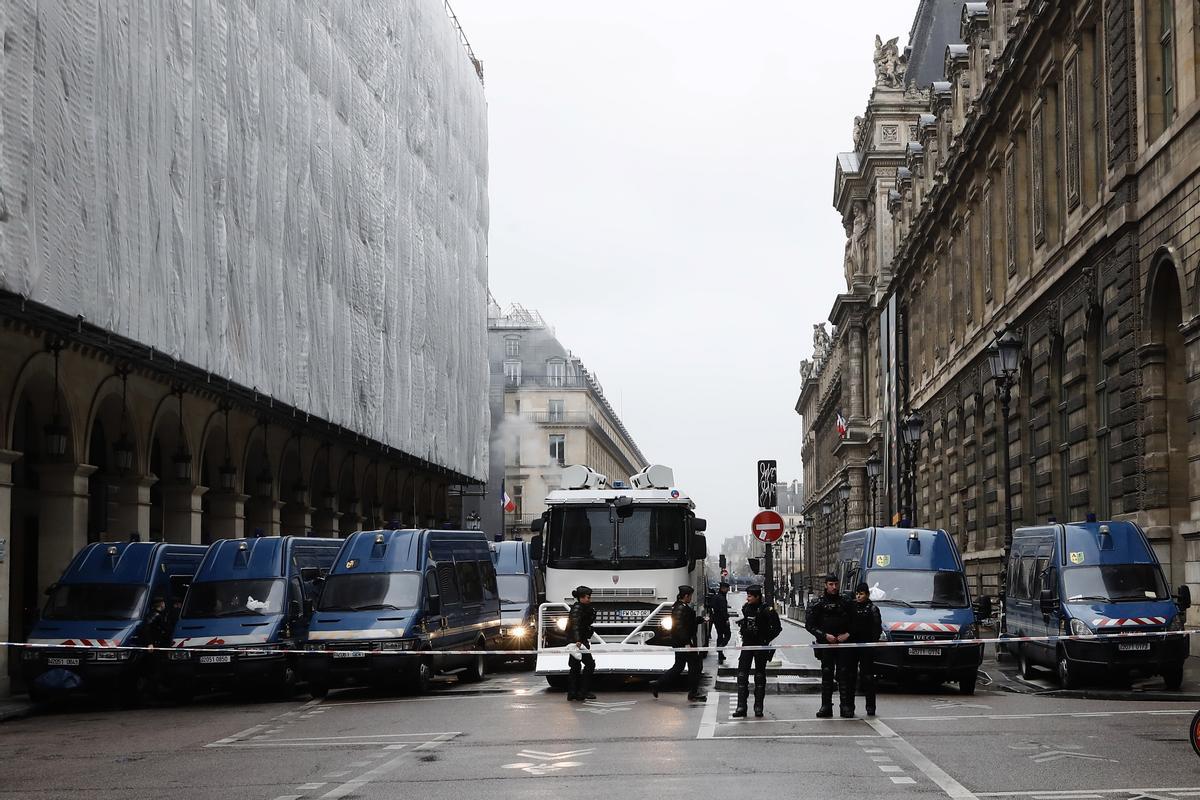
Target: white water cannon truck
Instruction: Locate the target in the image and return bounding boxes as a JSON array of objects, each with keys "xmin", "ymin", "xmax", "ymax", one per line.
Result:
[{"xmin": 528, "ymin": 464, "xmax": 709, "ymax": 687}]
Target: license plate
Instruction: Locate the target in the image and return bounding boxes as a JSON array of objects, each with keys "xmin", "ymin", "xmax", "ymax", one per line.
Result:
[
  {"xmin": 907, "ymin": 647, "xmax": 942, "ymax": 657},
  {"xmin": 1118, "ymin": 642, "xmax": 1151, "ymax": 652},
  {"xmin": 198, "ymin": 654, "xmax": 232, "ymax": 664},
  {"xmin": 617, "ymin": 610, "xmax": 651, "ymax": 621},
  {"xmin": 46, "ymin": 657, "xmax": 79, "ymax": 667},
  {"xmin": 333, "ymin": 651, "xmax": 365, "ymax": 658}
]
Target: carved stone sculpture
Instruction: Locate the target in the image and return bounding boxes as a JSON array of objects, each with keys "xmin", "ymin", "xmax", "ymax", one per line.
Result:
[{"xmin": 874, "ymin": 35, "xmax": 907, "ymax": 89}]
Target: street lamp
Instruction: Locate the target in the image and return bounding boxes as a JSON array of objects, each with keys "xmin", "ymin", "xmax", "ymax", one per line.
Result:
[
  {"xmin": 820, "ymin": 497, "xmax": 833, "ymax": 579},
  {"xmin": 43, "ymin": 342, "xmax": 69, "ymax": 459},
  {"xmin": 801, "ymin": 516, "xmax": 813, "ymax": 601},
  {"xmin": 865, "ymin": 451, "xmax": 882, "ymax": 527},
  {"xmin": 838, "ymin": 481, "xmax": 851, "ymax": 548},
  {"xmin": 989, "ymin": 327, "xmax": 1023, "ymax": 627},
  {"xmin": 171, "ymin": 389, "xmax": 191, "ymax": 483},
  {"xmin": 901, "ymin": 410, "xmax": 924, "ymax": 525}
]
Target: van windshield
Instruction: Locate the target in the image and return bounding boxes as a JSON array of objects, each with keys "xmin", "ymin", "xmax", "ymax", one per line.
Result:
[
  {"xmin": 864, "ymin": 569, "xmax": 968, "ymax": 608},
  {"xmin": 182, "ymin": 579, "xmax": 285, "ymax": 618},
  {"xmin": 1063, "ymin": 564, "xmax": 1169, "ymax": 602},
  {"xmin": 497, "ymin": 575, "xmax": 529, "ymax": 605},
  {"xmin": 547, "ymin": 505, "xmax": 688, "ymax": 569},
  {"xmin": 318, "ymin": 573, "xmax": 421, "ymax": 612},
  {"xmin": 43, "ymin": 583, "xmax": 146, "ymax": 621}
]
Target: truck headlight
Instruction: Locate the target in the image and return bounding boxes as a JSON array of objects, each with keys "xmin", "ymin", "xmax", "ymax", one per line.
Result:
[
  {"xmin": 509, "ymin": 625, "xmax": 528, "ymax": 638},
  {"xmin": 167, "ymin": 650, "xmax": 193, "ymax": 661},
  {"xmin": 378, "ymin": 640, "xmax": 416, "ymax": 650},
  {"xmin": 1069, "ymin": 619, "xmax": 1092, "ymax": 637},
  {"xmin": 660, "ymin": 617, "xmax": 673, "ymax": 631},
  {"xmin": 555, "ymin": 617, "xmax": 568, "ymax": 631}
]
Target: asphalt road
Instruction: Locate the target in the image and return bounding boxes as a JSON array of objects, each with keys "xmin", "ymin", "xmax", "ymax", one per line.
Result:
[{"xmin": 1, "ymin": 617, "xmax": 1198, "ymax": 799}]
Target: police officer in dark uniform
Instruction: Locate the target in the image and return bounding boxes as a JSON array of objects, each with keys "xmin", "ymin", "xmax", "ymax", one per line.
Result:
[
  {"xmin": 708, "ymin": 582, "xmax": 732, "ymax": 664},
  {"xmin": 566, "ymin": 585, "xmax": 597, "ymax": 702},
  {"xmin": 805, "ymin": 573, "xmax": 853, "ymax": 718},
  {"xmin": 847, "ymin": 581, "xmax": 883, "ymax": 717},
  {"xmin": 733, "ymin": 584, "xmax": 782, "ymax": 718},
  {"xmin": 651, "ymin": 585, "xmax": 706, "ymax": 701}
]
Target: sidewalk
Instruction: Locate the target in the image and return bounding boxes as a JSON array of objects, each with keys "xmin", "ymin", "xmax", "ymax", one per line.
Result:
[{"xmin": 0, "ymin": 694, "xmax": 35, "ymax": 723}]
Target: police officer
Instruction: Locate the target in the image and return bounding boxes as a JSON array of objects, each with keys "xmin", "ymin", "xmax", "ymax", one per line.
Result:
[
  {"xmin": 144, "ymin": 596, "xmax": 172, "ymax": 648},
  {"xmin": 566, "ymin": 585, "xmax": 597, "ymax": 702},
  {"xmin": 847, "ymin": 581, "xmax": 883, "ymax": 717},
  {"xmin": 805, "ymin": 573, "xmax": 853, "ymax": 718},
  {"xmin": 733, "ymin": 584, "xmax": 782, "ymax": 718},
  {"xmin": 708, "ymin": 582, "xmax": 732, "ymax": 664},
  {"xmin": 652, "ymin": 585, "xmax": 706, "ymax": 701}
]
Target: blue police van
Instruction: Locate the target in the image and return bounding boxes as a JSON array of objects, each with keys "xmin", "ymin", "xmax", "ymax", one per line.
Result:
[
  {"xmin": 163, "ymin": 536, "xmax": 341, "ymax": 699},
  {"xmin": 1003, "ymin": 520, "xmax": 1190, "ymax": 689},
  {"xmin": 835, "ymin": 526, "xmax": 987, "ymax": 694},
  {"xmin": 23, "ymin": 540, "xmax": 206, "ymax": 703},
  {"xmin": 302, "ymin": 529, "xmax": 502, "ymax": 696},
  {"xmin": 490, "ymin": 540, "xmax": 544, "ymax": 668}
]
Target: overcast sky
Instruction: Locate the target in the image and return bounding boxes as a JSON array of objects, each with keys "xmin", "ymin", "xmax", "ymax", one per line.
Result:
[{"xmin": 452, "ymin": 2, "xmax": 920, "ymax": 547}]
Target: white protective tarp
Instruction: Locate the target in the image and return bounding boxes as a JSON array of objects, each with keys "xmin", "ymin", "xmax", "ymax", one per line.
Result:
[{"xmin": 0, "ymin": 0, "xmax": 490, "ymax": 481}]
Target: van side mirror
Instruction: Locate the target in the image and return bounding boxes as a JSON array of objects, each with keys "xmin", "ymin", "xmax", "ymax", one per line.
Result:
[
  {"xmin": 692, "ymin": 517, "xmax": 708, "ymax": 532},
  {"xmin": 529, "ymin": 535, "xmax": 543, "ymax": 563},
  {"xmin": 691, "ymin": 534, "xmax": 707, "ymax": 560},
  {"xmin": 1039, "ymin": 587, "xmax": 1056, "ymax": 618},
  {"xmin": 530, "ymin": 517, "xmax": 544, "ymax": 533},
  {"xmin": 974, "ymin": 596, "xmax": 992, "ymax": 621},
  {"xmin": 426, "ymin": 595, "xmax": 441, "ymax": 615},
  {"xmin": 1178, "ymin": 584, "xmax": 1192, "ymax": 610}
]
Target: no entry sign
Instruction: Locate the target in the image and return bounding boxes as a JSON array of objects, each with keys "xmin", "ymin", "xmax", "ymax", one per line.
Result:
[{"xmin": 751, "ymin": 510, "xmax": 785, "ymax": 543}]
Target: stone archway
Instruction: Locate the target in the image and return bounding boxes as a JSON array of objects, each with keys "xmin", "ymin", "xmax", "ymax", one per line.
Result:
[
  {"xmin": 84, "ymin": 374, "xmax": 151, "ymax": 542},
  {"xmin": 1142, "ymin": 254, "xmax": 1189, "ymax": 591},
  {"xmin": 243, "ymin": 428, "xmax": 278, "ymax": 537},
  {"xmin": 336, "ymin": 455, "xmax": 361, "ymax": 536},
  {"xmin": 309, "ymin": 446, "xmax": 339, "ymax": 538},
  {"xmin": 147, "ymin": 394, "xmax": 204, "ymax": 544},
  {"xmin": 278, "ymin": 437, "xmax": 310, "ymax": 536}
]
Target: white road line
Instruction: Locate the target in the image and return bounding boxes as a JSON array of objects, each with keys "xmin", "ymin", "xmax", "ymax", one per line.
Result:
[
  {"xmin": 720, "ymin": 708, "xmax": 1195, "ymax": 725},
  {"xmin": 207, "ymin": 724, "xmax": 267, "ymax": 747},
  {"xmin": 296, "ymin": 783, "xmax": 326, "ymax": 791},
  {"xmin": 254, "ymin": 732, "xmax": 457, "ymax": 743},
  {"xmin": 323, "ymin": 772, "xmax": 350, "ymax": 779},
  {"xmin": 891, "ymin": 777, "xmax": 917, "ymax": 785},
  {"xmin": 880, "ymin": 765, "xmax": 904, "ymax": 773},
  {"xmin": 697, "ymin": 691, "xmax": 719, "ymax": 739},
  {"xmin": 320, "ymin": 693, "xmax": 518, "ymax": 707},
  {"xmin": 710, "ymin": 734, "xmax": 876, "ymax": 740},
  {"xmin": 867, "ymin": 718, "xmax": 978, "ymax": 800},
  {"xmin": 271, "ymin": 795, "xmax": 302, "ymax": 800},
  {"xmin": 415, "ymin": 732, "xmax": 458, "ymax": 750},
  {"xmin": 316, "ymin": 752, "xmax": 412, "ymax": 800},
  {"xmin": 977, "ymin": 790, "xmax": 1200, "ymax": 798}
]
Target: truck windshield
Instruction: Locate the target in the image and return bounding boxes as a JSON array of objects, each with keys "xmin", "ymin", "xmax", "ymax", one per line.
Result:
[
  {"xmin": 548, "ymin": 505, "xmax": 688, "ymax": 569},
  {"xmin": 864, "ymin": 569, "xmax": 968, "ymax": 608},
  {"xmin": 182, "ymin": 579, "xmax": 285, "ymax": 618},
  {"xmin": 43, "ymin": 583, "xmax": 146, "ymax": 621},
  {"xmin": 317, "ymin": 573, "xmax": 421, "ymax": 611},
  {"xmin": 497, "ymin": 575, "xmax": 529, "ymax": 605},
  {"xmin": 1063, "ymin": 564, "xmax": 1169, "ymax": 602}
]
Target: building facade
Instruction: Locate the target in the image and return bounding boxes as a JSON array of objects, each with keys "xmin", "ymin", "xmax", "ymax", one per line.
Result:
[
  {"xmin": 476, "ymin": 298, "xmax": 648, "ymax": 539},
  {"xmin": 0, "ymin": 1, "xmax": 490, "ymax": 693},
  {"xmin": 800, "ymin": 0, "xmax": 1200, "ymax": 620}
]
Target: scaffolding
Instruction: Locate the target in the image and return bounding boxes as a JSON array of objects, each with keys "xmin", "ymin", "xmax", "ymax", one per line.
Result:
[{"xmin": 444, "ymin": 0, "xmax": 484, "ymax": 84}]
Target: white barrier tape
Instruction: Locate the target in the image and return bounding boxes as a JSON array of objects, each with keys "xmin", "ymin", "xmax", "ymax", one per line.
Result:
[{"xmin": 4, "ymin": 628, "xmax": 1197, "ymax": 658}]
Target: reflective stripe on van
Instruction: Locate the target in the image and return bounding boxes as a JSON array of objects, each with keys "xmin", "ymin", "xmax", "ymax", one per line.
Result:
[
  {"xmin": 887, "ymin": 622, "xmax": 960, "ymax": 633},
  {"xmin": 1091, "ymin": 616, "xmax": 1167, "ymax": 627}
]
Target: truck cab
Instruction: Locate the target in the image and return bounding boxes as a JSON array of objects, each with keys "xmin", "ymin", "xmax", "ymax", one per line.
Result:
[
  {"xmin": 490, "ymin": 540, "xmax": 545, "ymax": 667},
  {"xmin": 163, "ymin": 536, "xmax": 340, "ymax": 699},
  {"xmin": 836, "ymin": 526, "xmax": 985, "ymax": 694},
  {"xmin": 23, "ymin": 541, "xmax": 206, "ymax": 702},
  {"xmin": 1004, "ymin": 520, "xmax": 1190, "ymax": 689},
  {"xmin": 303, "ymin": 530, "xmax": 502, "ymax": 696}
]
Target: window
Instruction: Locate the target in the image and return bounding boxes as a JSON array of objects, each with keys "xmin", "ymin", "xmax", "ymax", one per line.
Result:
[
  {"xmin": 477, "ymin": 560, "xmax": 498, "ymax": 599},
  {"xmin": 548, "ymin": 399, "xmax": 564, "ymax": 422},
  {"xmin": 549, "ymin": 434, "xmax": 565, "ymax": 465},
  {"xmin": 505, "ymin": 337, "xmax": 520, "ymax": 357},
  {"xmin": 1005, "ymin": 149, "xmax": 1017, "ymax": 275},
  {"xmin": 1031, "ymin": 106, "xmax": 1045, "ymax": 245},
  {"xmin": 1145, "ymin": 0, "xmax": 1177, "ymax": 138},
  {"xmin": 455, "ymin": 560, "xmax": 483, "ymax": 605},
  {"xmin": 1056, "ymin": 338, "xmax": 1070, "ymax": 518},
  {"xmin": 437, "ymin": 563, "xmax": 461, "ymax": 605},
  {"xmin": 1090, "ymin": 315, "xmax": 1112, "ymax": 518},
  {"xmin": 1161, "ymin": 0, "xmax": 1175, "ymax": 121},
  {"xmin": 504, "ymin": 360, "xmax": 521, "ymax": 385},
  {"xmin": 1065, "ymin": 55, "xmax": 1081, "ymax": 210},
  {"xmin": 513, "ymin": 484, "xmax": 523, "ymax": 517},
  {"xmin": 547, "ymin": 360, "xmax": 565, "ymax": 387},
  {"xmin": 1090, "ymin": 27, "xmax": 1105, "ymax": 200},
  {"xmin": 983, "ymin": 185, "xmax": 994, "ymax": 299}
]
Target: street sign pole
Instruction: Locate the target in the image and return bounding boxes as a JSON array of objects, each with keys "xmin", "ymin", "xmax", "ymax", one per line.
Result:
[{"xmin": 764, "ymin": 542, "xmax": 774, "ymax": 605}]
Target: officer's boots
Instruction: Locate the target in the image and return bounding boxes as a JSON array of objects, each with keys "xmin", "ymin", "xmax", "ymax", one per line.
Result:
[
  {"xmin": 865, "ymin": 695, "xmax": 876, "ymax": 717},
  {"xmin": 732, "ymin": 678, "xmax": 749, "ymax": 718},
  {"xmin": 753, "ymin": 684, "xmax": 766, "ymax": 718},
  {"xmin": 816, "ymin": 686, "xmax": 833, "ymax": 718},
  {"xmin": 577, "ymin": 674, "xmax": 596, "ymax": 701}
]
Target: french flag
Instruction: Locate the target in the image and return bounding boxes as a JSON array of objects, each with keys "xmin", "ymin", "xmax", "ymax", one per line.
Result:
[
  {"xmin": 502, "ymin": 492, "xmax": 517, "ymax": 513},
  {"xmin": 836, "ymin": 411, "xmax": 848, "ymax": 438}
]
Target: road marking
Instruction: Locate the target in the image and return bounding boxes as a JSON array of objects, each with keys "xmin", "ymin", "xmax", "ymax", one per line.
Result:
[
  {"xmin": 867, "ymin": 718, "xmax": 978, "ymax": 800},
  {"xmin": 296, "ymin": 783, "xmax": 326, "ymax": 791},
  {"xmin": 415, "ymin": 733, "xmax": 459, "ymax": 750},
  {"xmin": 880, "ymin": 765, "xmax": 904, "ymax": 773},
  {"xmin": 578, "ymin": 700, "xmax": 636, "ymax": 715},
  {"xmin": 322, "ymin": 772, "xmax": 350, "ymax": 779},
  {"xmin": 208, "ymin": 724, "xmax": 267, "ymax": 747},
  {"xmin": 892, "ymin": 777, "xmax": 917, "ymax": 785},
  {"xmin": 503, "ymin": 747, "xmax": 595, "ymax": 776},
  {"xmin": 254, "ymin": 732, "xmax": 458, "ymax": 743},
  {"xmin": 316, "ymin": 752, "xmax": 412, "ymax": 800},
  {"xmin": 882, "ymin": 709, "xmax": 1194, "ymax": 723},
  {"xmin": 977, "ymin": 791, "xmax": 1200, "ymax": 798},
  {"xmin": 271, "ymin": 796, "xmax": 302, "ymax": 800},
  {"xmin": 697, "ymin": 691, "xmax": 719, "ymax": 739}
]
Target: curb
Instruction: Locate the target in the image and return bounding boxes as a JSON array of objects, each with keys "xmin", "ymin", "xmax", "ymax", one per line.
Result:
[{"xmin": 0, "ymin": 700, "xmax": 36, "ymax": 724}]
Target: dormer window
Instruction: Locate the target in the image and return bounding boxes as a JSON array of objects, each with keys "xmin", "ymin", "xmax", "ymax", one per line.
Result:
[
  {"xmin": 505, "ymin": 336, "xmax": 520, "ymax": 358},
  {"xmin": 547, "ymin": 359, "xmax": 566, "ymax": 387}
]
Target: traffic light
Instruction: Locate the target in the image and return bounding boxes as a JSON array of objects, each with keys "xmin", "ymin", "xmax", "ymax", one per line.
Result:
[
  {"xmin": 719, "ymin": 554, "xmax": 727, "ymax": 570},
  {"xmin": 747, "ymin": 557, "xmax": 760, "ymax": 575}
]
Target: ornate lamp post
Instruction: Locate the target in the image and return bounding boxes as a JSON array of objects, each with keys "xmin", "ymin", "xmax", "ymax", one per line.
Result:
[
  {"xmin": 838, "ymin": 481, "xmax": 851, "ymax": 546},
  {"xmin": 820, "ymin": 497, "xmax": 833, "ymax": 580},
  {"xmin": 989, "ymin": 327, "xmax": 1023, "ymax": 624},
  {"xmin": 901, "ymin": 410, "xmax": 924, "ymax": 525},
  {"xmin": 865, "ymin": 451, "xmax": 882, "ymax": 527},
  {"xmin": 801, "ymin": 516, "xmax": 814, "ymax": 602}
]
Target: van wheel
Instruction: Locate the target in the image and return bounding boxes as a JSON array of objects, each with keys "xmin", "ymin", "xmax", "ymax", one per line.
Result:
[
  {"xmin": 1057, "ymin": 649, "xmax": 1079, "ymax": 689},
  {"xmin": 1163, "ymin": 665, "xmax": 1184, "ymax": 691},
  {"xmin": 460, "ymin": 649, "xmax": 487, "ymax": 683},
  {"xmin": 957, "ymin": 672, "xmax": 977, "ymax": 695},
  {"xmin": 1017, "ymin": 645, "xmax": 1037, "ymax": 679},
  {"xmin": 309, "ymin": 682, "xmax": 329, "ymax": 700},
  {"xmin": 410, "ymin": 660, "xmax": 433, "ymax": 694}
]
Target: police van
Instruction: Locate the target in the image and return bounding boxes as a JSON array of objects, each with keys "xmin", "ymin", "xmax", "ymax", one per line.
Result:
[
  {"xmin": 835, "ymin": 526, "xmax": 986, "ymax": 694},
  {"xmin": 490, "ymin": 540, "xmax": 544, "ymax": 668},
  {"xmin": 23, "ymin": 540, "xmax": 206, "ymax": 703},
  {"xmin": 302, "ymin": 529, "xmax": 502, "ymax": 696},
  {"xmin": 1003, "ymin": 520, "xmax": 1190, "ymax": 689},
  {"xmin": 163, "ymin": 536, "xmax": 340, "ymax": 699}
]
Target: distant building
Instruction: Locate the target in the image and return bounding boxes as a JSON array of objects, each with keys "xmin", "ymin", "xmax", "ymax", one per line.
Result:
[{"xmin": 473, "ymin": 296, "xmax": 648, "ymax": 539}]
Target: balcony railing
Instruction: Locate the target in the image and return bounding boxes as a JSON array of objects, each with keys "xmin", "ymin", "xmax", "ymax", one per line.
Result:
[
  {"xmin": 504, "ymin": 374, "xmax": 585, "ymax": 388},
  {"xmin": 524, "ymin": 411, "xmax": 591, "ymax": 424}
]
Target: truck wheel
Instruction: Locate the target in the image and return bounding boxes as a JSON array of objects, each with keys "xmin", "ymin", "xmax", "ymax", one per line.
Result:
[
  {"xmin": 1056, "ymin": 649, "xmax": 1079, "ymax": 689},
  {"xmin": 410, "ymin": 660, "xmax": 433, "ymax": 695},
  {"xmin": 546, "ymin": 675, "xmax": 568, "ymax": 690},
  {"xmin": 1163, "ymin": 665, "xmax": 1184, "ymax": 691},
  {"xmin": 460, "ymin": 649, "xmax": 487, "ymax": 683},
  {"xmin": 309, "ymin": 682, "xmax": 329, "ymax": 700},
  {"xmin": 957, "ymin": 672, "xmax": 977, "ymax": 695},
  {"xmin": 1190, "ymin": 709, "xmax": 1200, "ymax": 757},
  {"xmin": 1017, "ymin": 645, "xmax": 1037, "ymax": 680}
]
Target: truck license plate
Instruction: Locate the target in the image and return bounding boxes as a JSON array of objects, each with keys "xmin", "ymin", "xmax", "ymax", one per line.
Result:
[
  {"xmin": 46, "ymin": 657, "xmax": 79, "ymax": 666},
  {"xmin": 333, "ymin": 651, "xmax": 365, "ymax": 658},
  {"xmin": 907, "ymin": 647, "xmax": 942, "ymax": 657},
  {"xmin": 198, "ymin": 654, "xmax": 232, "ymax": 664},
  {"xmin": 1118, "ymin": 642, "xmax": 1151, "ymax": 651},
  {"xmin": 617, "ymin": 610, "xmax": 651, "ymax": 621}
]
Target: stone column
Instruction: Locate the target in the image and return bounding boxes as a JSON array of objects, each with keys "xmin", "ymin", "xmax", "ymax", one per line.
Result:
[
  {"xmin": 206, "ymin": 491, "xmax": 249, "ymax": 540},
  {"xmin": 113, "ymin": 474, "xmax": 156, "ymax": 541},
  {"xmin": 849, "ymin": 323, "xmax": 866, "ymax": 420},
  {"xmin": 312, "ymin": 495, "xmax": 340, "ymax": 538},
  {"xmin": 160, "ymin": 484, "xmax": 208, "ymax": 544},
  {"xmin": 35, "ymin": 463, "xmax": 97, "ymax": 592},
  {"xmin": 0, "ymin": 450, "xmax": 22, "ymax": 697}
]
